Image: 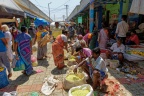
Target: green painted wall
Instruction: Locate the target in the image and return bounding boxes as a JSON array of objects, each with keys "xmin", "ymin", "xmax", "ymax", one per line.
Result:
[
  {"xmin": 105, "ymin": 0, "xmax": 129, "ymax": 20},
  {"xmin": 122, "ymin": 0, "xmax": 129, "ymax": 15}
]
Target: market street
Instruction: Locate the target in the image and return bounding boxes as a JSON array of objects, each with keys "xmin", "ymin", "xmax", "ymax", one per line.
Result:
[{"xmin": 0, "ymin": 43, "xmax": 144, "ymax": 96}]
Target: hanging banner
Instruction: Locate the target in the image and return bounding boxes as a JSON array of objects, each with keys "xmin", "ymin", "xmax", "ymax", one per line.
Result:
[{"xmin": 78, "ymin": 17, "xmax": 82, "ymax": 23}]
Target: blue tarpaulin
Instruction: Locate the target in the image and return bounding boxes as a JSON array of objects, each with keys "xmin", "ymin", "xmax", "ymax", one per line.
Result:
[{"xmin": 34, "ymin": 18, "xmax": 50, "ymax": 27}]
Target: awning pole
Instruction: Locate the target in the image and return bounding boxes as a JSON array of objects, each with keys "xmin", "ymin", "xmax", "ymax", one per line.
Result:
[
  {"xmin": 118, "ymin": 0, "xmax": 123, "ymax": 22},
  {"xmin": 98, "ymin": 6, "xmax": 103, "ymax": 29},
  {"xmin": 89, "ymin": 1, "xmax": 94, "ymax": 33}
]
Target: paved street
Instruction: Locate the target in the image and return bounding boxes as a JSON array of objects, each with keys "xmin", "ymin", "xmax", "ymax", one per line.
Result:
[{"xmin": 0, "ymin": 43, "xmax": 144, "ymax": 96}]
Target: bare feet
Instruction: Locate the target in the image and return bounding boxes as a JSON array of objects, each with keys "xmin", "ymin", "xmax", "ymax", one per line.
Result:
[
  {"xmin": 22, "ymin": 70, "xmax": 26, "ymax": 74},
  {"xmin": 8, "ymin": 73, "xmax": 12, "ymax": 78}
]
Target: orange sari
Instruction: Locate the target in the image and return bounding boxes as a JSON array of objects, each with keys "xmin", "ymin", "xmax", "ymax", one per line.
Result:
[{"xmin": 52, "ymin": 35, "xmax": 65, "ymax": 69}]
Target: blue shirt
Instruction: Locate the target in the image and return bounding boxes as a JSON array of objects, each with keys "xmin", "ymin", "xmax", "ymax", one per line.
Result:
[{"xmin": 0, "ymin": 32, "xmax": 6, "ymax": 52}]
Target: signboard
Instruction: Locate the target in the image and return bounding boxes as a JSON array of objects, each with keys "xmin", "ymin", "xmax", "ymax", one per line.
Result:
[{"xmin": 78, "ymin": 17, "xmax": 82, "ymax": 23}]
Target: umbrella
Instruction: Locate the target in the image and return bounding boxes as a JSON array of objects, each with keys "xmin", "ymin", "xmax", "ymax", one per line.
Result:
[
  {"xmin": 130, "ymin": 0, "xmax": 144, "ymax": 15},
  {"xmin": 34, "ymin": 18, "xmax": 50, "ymax": 27}
]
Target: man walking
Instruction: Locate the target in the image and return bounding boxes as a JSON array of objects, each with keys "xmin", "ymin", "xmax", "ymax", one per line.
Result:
[{"xmin": 115, "ymin": 15, "xmax": 129, "ymax": 44}]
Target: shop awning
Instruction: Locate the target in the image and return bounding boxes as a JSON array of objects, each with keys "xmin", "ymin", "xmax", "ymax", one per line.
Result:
[
  {"xmin": 0, "ymin": 0, "xmax": 24, "ymax": 18},
  {"xmin": 25, "ymin": 12, "xmax": 37, "ymax": 19},
  {"xmin": 130, "ymin": 0, "xmax": 144, "ymax": 15}
]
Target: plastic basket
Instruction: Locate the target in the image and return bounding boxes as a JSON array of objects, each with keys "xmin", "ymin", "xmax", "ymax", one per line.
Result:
[{"xmin": 0, "ymin": 68, "xmax": 9, "ymax": 89}]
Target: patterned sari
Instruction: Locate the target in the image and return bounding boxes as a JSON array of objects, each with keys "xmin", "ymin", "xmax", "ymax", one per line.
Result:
[
  {"xmin": 15, "ymin": 33, "xmax": 33, "ymax": 75},
  {"xmin": 52, "ymin": 35, "xmax": 65, "ymax": 69}
]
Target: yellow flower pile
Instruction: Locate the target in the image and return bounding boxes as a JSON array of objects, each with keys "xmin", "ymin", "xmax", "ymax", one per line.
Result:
[
  {"xmin": 66, "ymin": 74, "xmax": 81, "ymax": 82},
  {"xmin": 69, "ymin": 55, "xmax": 76, "ymax": 59},
  {"xmin": 71, "ymin": 89, "xmax": 89, "ymax": 96},
  {"xmin": 69, "ymin": 59, "xmax": 76, "ymax": 62},
  {"xmin": 0, "ymin": 67, "xmax": 4, "ymax": 72},
  {"xmin": 127, "ymin": 50, "xmax": 144, "ymax": 56}
]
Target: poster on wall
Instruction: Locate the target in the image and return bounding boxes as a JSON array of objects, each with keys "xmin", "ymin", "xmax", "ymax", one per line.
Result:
[
  {"xmin": 78, "ymin": 17, "xmax": 82, "ymax": 23},
  {"xmin": 111, "ymin": 14, "xmax": 118, "ymax": 20}
]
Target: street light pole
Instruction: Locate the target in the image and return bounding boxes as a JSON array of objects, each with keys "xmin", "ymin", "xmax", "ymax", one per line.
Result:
[
  {"xmin": 48, "ymin": 2, "xmax": 52, "ymax": 22},
  {"xmin": 65, "ymin": 5, "xmax": 68, "ymax": 21}
]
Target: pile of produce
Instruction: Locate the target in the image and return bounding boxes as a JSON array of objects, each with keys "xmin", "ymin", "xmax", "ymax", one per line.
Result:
[
  {"xmin": 66, "ymin": 74, "xmax": 81, "ymax": 82},
  {"xmin": 69, "ymin": 59, "xmax": 76, "ymax": 62},
  {"xmin": 71, "ymin": 89, "xmax": 89, "ymax": 96},
  {"xmin": 127, "ymin": 50, "xmax": 144, "ymax": 57},
  {"xmin": 69, "ymin": 55, "xmax": 76, "ymax": 59}
]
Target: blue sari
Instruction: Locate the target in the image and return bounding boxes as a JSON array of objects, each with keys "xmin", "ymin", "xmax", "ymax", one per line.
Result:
[{"xmin": 15, "ymin": 33, "xmax": 33, "ymax": 75}]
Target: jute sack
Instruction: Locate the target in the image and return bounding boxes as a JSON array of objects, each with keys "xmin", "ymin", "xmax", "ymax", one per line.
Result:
[
  {"xmin": 63, "ymin": 72, "xmax": 87, "ymax": 90},
  {"xmin": 68, "ymin": 84, "xmax": 94, "ymax": 96}
]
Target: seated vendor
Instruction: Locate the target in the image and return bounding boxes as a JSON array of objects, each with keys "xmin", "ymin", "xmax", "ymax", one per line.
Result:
[
  {"xmin": 126, "ymin": 30, "xmax": 140, "ymax": 45},
  {"xmin": 106, "ymin": 38, "xmax": 125, "ymax": 64},
  {"xmin": 70, "ymin": 35, "xmax": 87, "ymax": 55},
  {"xmin": 75, "ymin": 46, "xmax": 92, "ymax": 63},
  {"xmin": 73, "ymin": 47, "xmax": 108, "ymax": 90}
]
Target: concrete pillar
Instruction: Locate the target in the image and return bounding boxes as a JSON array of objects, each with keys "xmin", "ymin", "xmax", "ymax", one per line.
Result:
[
  {"xmin": 89, "ymin": 2, "xmax": 94, "ymax": 33},
  {"xmin": 119, "ymin": 0, "xmax": 123, "ymax": 22},
  {"xmin": 98, "ymin": 6, "xmax": 103, "ymax": 29}
]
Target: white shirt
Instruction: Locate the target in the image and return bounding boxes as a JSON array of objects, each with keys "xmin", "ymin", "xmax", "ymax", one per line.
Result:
[
  {"xmin": 92, "ymin": 57, "xmax": 108, "ymax": 73},
  {"xmin": 4, "ymin": 31, "xmax": 12, "ymax": 46},
  {"xmin": 116, "ymin": 21, "xmax": 129, "ymax": 37},
  {"xmin": 61, "ymin": 34, "xmax": 67, "ymax": 42},
  {"xmin": 85, "ymin": 57, "xmax": 108, "ymax": 74},
  {"xmin": 110, "ymin": 43, "xmax": 125, "ymax": 53}
]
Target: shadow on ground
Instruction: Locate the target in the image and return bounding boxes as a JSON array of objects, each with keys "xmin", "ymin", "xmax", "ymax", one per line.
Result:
[
  {"xmin": 37, "ymin": 59, "xmax": 49, "ymax": 68},
  {"xmin": 51, "ymin": 67, "xmax": 68, "ymax": 75},
  {"xmin": 0, "ymin": 71, "xmax": 36, "ymax": 94}
]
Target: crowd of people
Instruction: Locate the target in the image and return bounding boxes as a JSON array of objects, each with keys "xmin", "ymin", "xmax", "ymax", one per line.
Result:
[
  {"xmin": 51, "ymin": 15, "xmax": 142, "ymax": 90},
  {"xmin": 0, "ymin": 14, "xmax": 143, "ymax": 90}
]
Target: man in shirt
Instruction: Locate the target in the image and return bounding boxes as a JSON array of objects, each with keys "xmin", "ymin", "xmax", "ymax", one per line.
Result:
[
  {"xmin": 73, "ymin": 47, "xmax": 108, "ymax": 89},
  {"xmin": 106, "ymin": 38, "xmax": 125, "ymax": 63},
  {"xmin": 68, "ymin": 24, "xmax": 75, "ymax": 40},
  {"xmin": 115, "ymin": 15, "xmax": 129, "ymax": 44},
  {"xmin": 51, "ymin": 22, "xmax": 62, "ymax": 39},
  {"xmin": 28, "ymin": 23, "xmax": 36, "ymax": 44}
]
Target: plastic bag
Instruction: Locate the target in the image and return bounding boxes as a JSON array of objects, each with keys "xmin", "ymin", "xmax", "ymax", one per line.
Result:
[
  {"xmin": 68, "ymin": 84, "xmax": 94, "ymax": 96},
  {"xmin": 2, "ymin": 91, "xmax": 17, "ymax": 96},
  {"xmin": 31, "ymin": 55, "xmax": 37, "ymax": 63},
  {"xmin": 13, "ymin": 57, "xmax": 25, "ymax": 71},
  {"xmin": 41, "ymin": 75, "xmax": 59, "ymax": 96},
  {"xmin": 31, "ymin": 55, "xmax": 38, "ymax": 67},
  {"xmin": 0, "ymin": 68, "xmax": 9, "ymax": 89}
]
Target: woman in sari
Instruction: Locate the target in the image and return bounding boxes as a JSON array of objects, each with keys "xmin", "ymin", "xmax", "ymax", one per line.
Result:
[
  {"xmin": 14, "ymin": 26, "xmax": 33, "ymax": 75},
  {"xmin": 52, "ymin": 30, "xmax": 69, "ymax": 69},
  {"xmin": 34, "ymin": 25, "xmax": 48, "ymax": 60}
]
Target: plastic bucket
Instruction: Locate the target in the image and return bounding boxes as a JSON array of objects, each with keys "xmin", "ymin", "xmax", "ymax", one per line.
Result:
[{"xmin": 0, "ymin": 68, "xmax": 9, "ymax": 89}]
